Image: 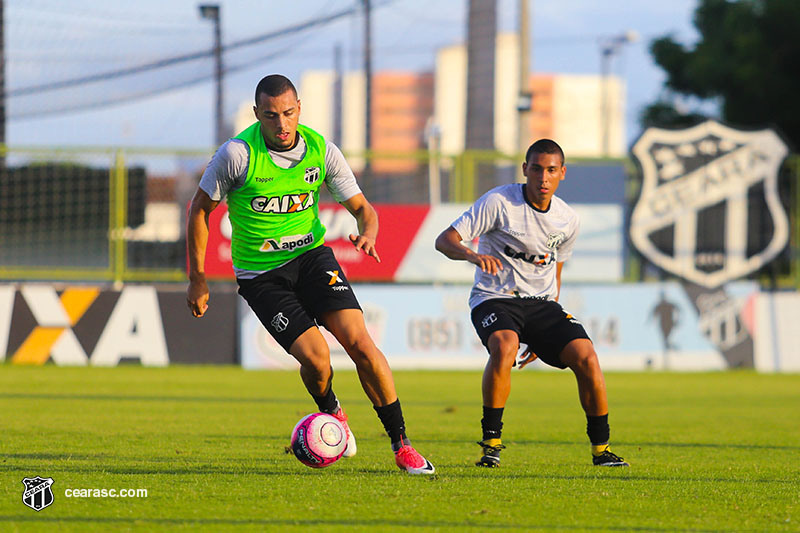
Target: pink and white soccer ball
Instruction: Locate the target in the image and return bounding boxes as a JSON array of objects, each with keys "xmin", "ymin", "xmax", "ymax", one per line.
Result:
[{"xmin": 290, "ymin": 413, "xmax": 347, "ymax": 468}]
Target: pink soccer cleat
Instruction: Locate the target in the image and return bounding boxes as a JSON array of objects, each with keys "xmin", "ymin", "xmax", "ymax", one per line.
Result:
[
  {"xmin": 332, "ymin": 406, "xmax": 357, "ymax": 458},
  {"xmin": 394, "ymin": 445, "xmax": 435, "ymax": 475}
]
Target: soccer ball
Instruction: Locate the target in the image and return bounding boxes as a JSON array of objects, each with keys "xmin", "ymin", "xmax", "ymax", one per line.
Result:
[{"xmin": 290, "ymin": 413, "xmax": 347, "ymax": 468}]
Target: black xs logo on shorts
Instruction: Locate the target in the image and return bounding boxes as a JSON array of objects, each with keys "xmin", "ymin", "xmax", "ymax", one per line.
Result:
[{"xmin": 481, "ymin": 312, "xmax": 497, "ymax": 328}]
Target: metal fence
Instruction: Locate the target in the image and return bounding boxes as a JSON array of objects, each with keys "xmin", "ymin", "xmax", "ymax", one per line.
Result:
[
  {"xmin": 0, "ymin": 146, "xmax": 797, "ymax": 288},
  {"xmin": 0, "ymin": 146, "xmax": 210, "ymax": 283}
]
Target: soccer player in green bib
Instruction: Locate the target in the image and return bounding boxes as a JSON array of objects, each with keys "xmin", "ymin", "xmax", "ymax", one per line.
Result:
[{"xmin": 187, "ymin": 74, "xmax": 434, "ymax": 474}]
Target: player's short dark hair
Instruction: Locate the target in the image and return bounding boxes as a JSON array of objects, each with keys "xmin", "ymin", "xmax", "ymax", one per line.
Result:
[
  {"xmin": 525, "ymin": 139, "xmax": 565, "ymax": 166},
  {"xmin": 255, "ymin": 74, "xmax": 298, "ymax": 104}
]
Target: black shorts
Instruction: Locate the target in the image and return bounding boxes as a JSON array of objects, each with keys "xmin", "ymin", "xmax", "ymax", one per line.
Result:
[
  {"xmin": 470, "ymin": 298, "xmax": 590, "ymax": 369},
  {"xmin": 236, "ymin": 245, "xmax": 361, "ymax": 353}
]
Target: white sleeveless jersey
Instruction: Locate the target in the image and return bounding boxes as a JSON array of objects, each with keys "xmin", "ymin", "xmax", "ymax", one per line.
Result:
[{"xmin": 450, "ymin": 183, "xmax": 580, "ymax": 309}]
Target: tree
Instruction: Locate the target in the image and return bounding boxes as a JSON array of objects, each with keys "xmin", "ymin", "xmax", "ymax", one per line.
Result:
[{"xmin": 642, "ymin": 0, "xmax": 800, "ymax": 148}]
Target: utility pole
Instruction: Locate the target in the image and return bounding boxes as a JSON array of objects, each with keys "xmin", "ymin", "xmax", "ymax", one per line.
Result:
[
  {"xmin": 465, "ymin": 0, "xmax": 496, "ymax": 152},
  {"xmin": 362, "ymin": 0, "xmax": 372, "ymax": 179},
  {"xmin": 465, "ymin": 0, "xmax": 497, "ymax": 196},
  {"xmin": 0, "ymin": 0, "xmax": 6, "ymax": 168},
  {"xmin": 517, "ymin": 0, "xmax": 531, "ymax": 157},
  {"xmin": 199, "ymin": 4, "xmax": 224, "ymax": 146},
  {"xmin": 332, "ymin": 44, "xmax": 343, "ymax": 147}
]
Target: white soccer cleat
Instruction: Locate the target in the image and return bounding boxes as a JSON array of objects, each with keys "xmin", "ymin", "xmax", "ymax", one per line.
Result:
[{"xmin": 332, "ymin": 406, "xmax": 357, "ymax": 457}]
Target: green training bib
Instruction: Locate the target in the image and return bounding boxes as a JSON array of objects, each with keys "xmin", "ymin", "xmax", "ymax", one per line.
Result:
[{"xmin": 227, "ymin": 123, "xmax": 327, "ymax": 271}]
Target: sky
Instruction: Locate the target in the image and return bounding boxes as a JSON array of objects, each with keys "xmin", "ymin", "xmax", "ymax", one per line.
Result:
[{"xmin": 6, "ymin": 0, "xmax": 703, "ymax": 151}]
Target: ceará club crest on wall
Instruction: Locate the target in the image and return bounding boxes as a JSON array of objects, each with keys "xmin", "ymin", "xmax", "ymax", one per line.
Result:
[{"xmin": 629, "ymin": 120, "xmax": 789, "ymax": 288}]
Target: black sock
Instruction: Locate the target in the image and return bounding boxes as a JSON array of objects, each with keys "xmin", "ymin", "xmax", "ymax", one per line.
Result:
[
  {"xmin": 586, "ymin": 414, "xmax": 610, "ymax": 445},
  {"xmin": 481, "ymin": 406, "xmax": 504, "ymax": 441},
  {"xmin": 311, "ymin": 373, "xmax": 338, "ymax": 414},
  {"xmin": 373, "ymin": 399, "xmax": 409, "ymax": 451}
]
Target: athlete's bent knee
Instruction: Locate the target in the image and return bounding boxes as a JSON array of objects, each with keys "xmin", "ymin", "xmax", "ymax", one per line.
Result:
[
  {"xmin": 300, "ymin": 355, "xmax": 331, "ymax": 378},
  {"xmin": 563, "ymin": 340, "xmax": 599, "ymax": 375},
  {"xmin": 487, "ymin": 330, "xmax": 519, "ymax": 367},
  {"xmin": 341, "ymin": 335, "xmax": 379, "ymax": 365}
]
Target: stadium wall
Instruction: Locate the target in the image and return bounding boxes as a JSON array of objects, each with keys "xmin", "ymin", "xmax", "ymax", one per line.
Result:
[
  {"xmin": 239, "ymin": 281, "xmax": 767, "ymax": 372},
  {"xmin": 3, "ymin": 282, "xmax": 795, "ymax": 373}
]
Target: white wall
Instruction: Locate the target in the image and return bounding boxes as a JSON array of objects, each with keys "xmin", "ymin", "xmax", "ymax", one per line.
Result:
[
  {"xmin": 233, "ymin": 100, "xmax": 255, "ymax": 136},
  {"xmin": 494, "ymin": 33, "xmax": 521, "ymax": 155},
  {"xmin": 299, "ymin": 71, "xmax": 366, "ymax": 171},
  {"xmin": 754, "ymin": 292, "xmax": 800, "ymax": 372},
  {"xmin": 434, "ymin": 33, "xmax": 626, "ymax": 157},
  {"xmin": 341, "ymin": 72, "xmax": 366, "ymax": 171},
  {"xmin": 298, "ymin": 71, "xmax": 335, "ymax": 139},
  {"xmin": 434, "ymin": 43, "xmax": 467, "ymax": 154},
  {"xmin": 552, "ymin": 74, "xmax": 625, "ymax": 158}
]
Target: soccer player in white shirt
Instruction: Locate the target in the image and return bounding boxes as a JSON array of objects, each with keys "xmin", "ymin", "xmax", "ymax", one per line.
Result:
[{"xmin": 435, "ymin": 139, "xmax": 628, "ymax": 467}]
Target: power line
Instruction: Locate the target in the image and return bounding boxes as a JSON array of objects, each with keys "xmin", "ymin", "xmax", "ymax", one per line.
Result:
[
  {"xmin": 5, "ymin": 2, "xmax": 372, "ymax": 99},
  {"xmin": 9, "ymin": 0, "xmax": 192, "ymax": 27},
  {"xmin": 8, "ymin": 44, "xmax": 296, "ymax": 120}
]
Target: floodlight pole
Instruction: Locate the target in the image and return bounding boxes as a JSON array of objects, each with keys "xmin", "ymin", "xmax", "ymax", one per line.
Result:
[
  {"xmin": 362, "ymin": 0, "xmax": 372, "ymax": 179},
  {"xmin": 599, "ymin": 31, "xmax": 637, "ymax": 158},
  {"xmin": 600, "ymin": 43, "xmax": 613, "ymax": 158},
  {"xmin": 0, "ymin": 0, "xmax": 6, "ymax": 168},
  {"xmin": 199, "ymin": 4, "xmax": 224, "ymax": 146}
]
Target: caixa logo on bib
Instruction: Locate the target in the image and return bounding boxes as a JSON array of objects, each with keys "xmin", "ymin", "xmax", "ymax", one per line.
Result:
[
  {"xmin": 630, "ymin": 120, "xmax": 789, "ymax": 288},
  {"xmin": 251, "ymin": 193, "xmax": 314, "ymax": 214}
]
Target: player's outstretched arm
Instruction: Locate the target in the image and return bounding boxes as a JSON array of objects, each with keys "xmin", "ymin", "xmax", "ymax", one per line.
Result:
[
  {"xmin": 434, "ymin": 226, "xmax": 503, "ymax": 275},
  {"xmin": 341, "ymin": 193, "xmax": 381, "ymax": 263},
  {"xmin": 186, "ymin": 189, "xmax": 220, "ymax": 317}
]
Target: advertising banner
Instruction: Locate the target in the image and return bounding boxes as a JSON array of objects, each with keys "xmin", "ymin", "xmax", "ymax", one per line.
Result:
[
  {"xmin": 240, "ymin": 285, "xmax": 485, "ymax": 370},
  {"xmin": 558, "ymin": 281, "xmax": 758, "ymax": 371},
  {"xmin": 0, "ymin": 284, "xmax": 237, "ymax": 366},
  {"xmin": 239, "ymin": 282, "xmax": 759, "ymax": 371}
]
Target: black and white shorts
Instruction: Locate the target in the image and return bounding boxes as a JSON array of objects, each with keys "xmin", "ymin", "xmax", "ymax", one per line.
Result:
[
  {"xmin": 236, "ymin": 245, "xmax": 361, "ymax": 353},
  {"xmin": 470, "ymin": 298, "xmax": 590, "ymax": 369}
]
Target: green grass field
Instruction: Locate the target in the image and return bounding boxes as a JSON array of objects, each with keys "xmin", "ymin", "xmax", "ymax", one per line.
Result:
[{"xmin": 0, "ymin": 366, "xmax": 798, "ymax": 532}]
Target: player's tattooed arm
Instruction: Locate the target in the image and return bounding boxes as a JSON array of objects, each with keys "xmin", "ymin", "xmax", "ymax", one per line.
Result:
[
  {"xmin": 434, "ymin": 226, "xmax": 503, "ymax": 275},
  {"xmin": 341, "ymin": 193, "xmax": 381, "ymax": 263}
]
